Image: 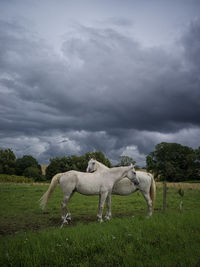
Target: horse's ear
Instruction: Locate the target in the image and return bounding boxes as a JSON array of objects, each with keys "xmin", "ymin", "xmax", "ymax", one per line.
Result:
[
  {"xmin": 130, "ymin": 163, "xmax": 135, "ymax": 169},
  {"xmin": 88, "ymin": 155, "xmax": 96, "ymax": 161}
]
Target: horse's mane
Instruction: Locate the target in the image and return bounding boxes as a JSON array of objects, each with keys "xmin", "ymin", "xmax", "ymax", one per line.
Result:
[{"xmin": 94, "ymin": 160, "xmax": 109, "ymax": 170}]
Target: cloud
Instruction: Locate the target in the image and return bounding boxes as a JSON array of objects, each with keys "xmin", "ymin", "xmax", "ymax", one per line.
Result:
[
  {"xmin": 60, "ymin": 22, "xmax": 200, "ymax": 133},
  {"xmin": 105, "ymin": 17, "xmax": 133, "ymax": 27},
  {"xmin": 0, "ymin": 17, "xmax": 200, "ymax": 165},
  {"xmin": 181, "ymin": 18, "xmax": 200, "ymax": 69}
]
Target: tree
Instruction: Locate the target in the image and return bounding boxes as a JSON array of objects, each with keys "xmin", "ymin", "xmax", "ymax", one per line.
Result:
[
  {"xmin": 117, "ymin": 156, "xmax": 136, "ymax": 167},
  {"xmin": 0, "ymin": 149, "xmax": 16, "ymax": 174},
  {"xmin": 146, "ymin": 142, "xmax": 200, "ymax": 182},
  {"xmin": 46, "ymin": 157, "xmax": 69, "ymax": 180},
  {"xmin": 16, "ymin": 155, "xmax": 41, "ymax": 177},
  {"xmin": 195, "ymin": 147, "xmax": 200, "ymax": 168}
]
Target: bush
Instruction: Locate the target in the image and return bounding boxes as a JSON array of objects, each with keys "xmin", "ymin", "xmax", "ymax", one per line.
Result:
[
  {"xmin": 0, "ymin": 174, "xmax": 34, "ymax": 183},
  {"xmin": 16, "ymin": 155, "xmax": 41, "ymax": 176},
  {"xmin": 23, "ymin": 167, "xmax": 42, "ymax": 181}
]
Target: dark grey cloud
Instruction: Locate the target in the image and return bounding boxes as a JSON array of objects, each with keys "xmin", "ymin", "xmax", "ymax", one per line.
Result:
[
  {"xmin": 60, "ymin": 22, "xmax": 200, "ymax": 133},
  {"xmin": 181, "ymin": 18, "xmax": 200, "ymax": 69},
  {"xmin": 0, "ymin": 15, "xmax": 200, "ymax": 166}
]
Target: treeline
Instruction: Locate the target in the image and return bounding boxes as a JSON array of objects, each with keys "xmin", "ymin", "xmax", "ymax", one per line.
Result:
[
  {"xmin": 0, "ymin": 142, "xmax": 200, "ymax": 182},
  {"xmin": 0, "ymin": 150, "xmax": 111, "ymax": 181},
  {"xmin": 0, "ymin": 149, "xmax": 43, "ymax": 181}
]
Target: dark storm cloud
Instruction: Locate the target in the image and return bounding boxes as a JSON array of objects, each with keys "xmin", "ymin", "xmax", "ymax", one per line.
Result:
[
  {"xmin": 60, "ymin": 22, "xmax": 200, "ymax": 132},
  {"xmin": 0, "ymin": 17, "xmax": 200, "ymax": 165},
  {"xmin": 181, "ymin": 18, "xmax": 200, "ymax": 73}
]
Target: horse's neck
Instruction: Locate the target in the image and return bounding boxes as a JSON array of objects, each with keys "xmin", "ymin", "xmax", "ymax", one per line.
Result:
[
  {"xmin": 96, "ymin": 162, "xmax": 109, "ymax": 171},
  {"xmin": 108, "ymin": 167, "xmax": 128, "ymax": 182}
]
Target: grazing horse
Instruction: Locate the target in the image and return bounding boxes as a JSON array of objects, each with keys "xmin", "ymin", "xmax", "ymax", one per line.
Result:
[
  {"xmin": 87, "ymin": 159, "xmax": 156, "ymax": 217},
  {"xmin": 40, "ymin": 165, "xmax": 137, "ymax": 223}
]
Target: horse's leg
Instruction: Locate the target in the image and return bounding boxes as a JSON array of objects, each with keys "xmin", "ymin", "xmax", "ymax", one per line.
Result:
[
  {"xmin": 61, "ymin": 191, "xmax": 75, "ymax": 222},
  {"xmin": 61, "ymin": 195, "xmax": 70, "ymax": 220},
  {"xmin": 141, "ymin": 191, "xmax": 153, "ymax": 217},
  {"xmin": 97, "ymin": 191, "xmax": 108, "ymax": 223},
  {"xmin": 105, "ymin": 193, "xmax": 112, "ymax": 220}
]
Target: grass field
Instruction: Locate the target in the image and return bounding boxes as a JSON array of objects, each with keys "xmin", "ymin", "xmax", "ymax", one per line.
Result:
[{"xmin": 0, "ymin": 182, "xmax": 200, "ymax": 266}]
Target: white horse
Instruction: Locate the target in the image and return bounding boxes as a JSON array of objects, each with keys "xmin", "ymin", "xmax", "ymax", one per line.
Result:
[
  {"xmin": 40, "ymin": 165, "xmax": 137, "ymax": 223},
  {"xmin": 87, "ymin": 159, "xmax": 156, "ymax": 217}
]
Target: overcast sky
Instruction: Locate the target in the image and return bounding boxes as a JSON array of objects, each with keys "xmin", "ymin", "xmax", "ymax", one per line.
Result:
[{"xmin": 0, "ymin": 0, "xmax": 200, "ymax": 166}]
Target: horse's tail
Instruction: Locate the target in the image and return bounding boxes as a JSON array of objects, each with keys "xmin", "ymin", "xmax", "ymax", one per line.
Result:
[
  {"xmin": 150, "ymin": 174, "xmax": 156, "ymax": 210},
  {"xmin": 39, "ymin": 173, "xmax": 63, "ymax": 210}
]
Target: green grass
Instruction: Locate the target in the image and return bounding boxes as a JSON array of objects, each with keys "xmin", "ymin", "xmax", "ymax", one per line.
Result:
[
  {"xmin": 0, "ymin": 183, "xmax": 200, "ymax": 266},
  {"xmin": 1, "ymin": 212, "xmax": 200, "ymax": 266}
]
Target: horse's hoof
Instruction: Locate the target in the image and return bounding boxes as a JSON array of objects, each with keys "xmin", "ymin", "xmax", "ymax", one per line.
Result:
[
  {"xmin": 61, "ymin": 213, "xmax": 72, "ymax": 225},
  {"xmin": 65, "ymin": 213, "xmax": 71, "ymax": 220},
  {"xmin": 104, "ymin": 215, "xmax": 111, "ymax": 220}
]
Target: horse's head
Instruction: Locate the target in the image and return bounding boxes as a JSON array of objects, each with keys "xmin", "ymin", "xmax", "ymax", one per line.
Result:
[
  {"xmin": 86, "ymin": 158, "xmax": 97, "ymax": 173},
  {"xmin": 126, "ymin": 165, "xmax": 139, "ymax": 185}
]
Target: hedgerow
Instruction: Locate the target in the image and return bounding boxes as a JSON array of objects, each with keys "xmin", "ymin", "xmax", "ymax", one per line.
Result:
[{"xmin": 0, "ymin": 174, "xmax": 34, "ymax": 183}]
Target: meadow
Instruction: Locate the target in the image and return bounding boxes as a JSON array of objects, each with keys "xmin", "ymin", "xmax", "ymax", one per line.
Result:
[{"xmin": 0, "ymin": 182, "xmax": 200, "ymax": 266}]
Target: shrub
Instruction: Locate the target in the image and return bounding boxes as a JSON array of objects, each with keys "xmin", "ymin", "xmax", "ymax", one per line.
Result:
[
  {"xmin": 23, "ymin": 167, "xmax": 42, "ymax": 181},
  {"xmin": 16, "ymin": 155, "xmax": 41, "ymax": 176},
  {"xmin": 0, "ymin": 174, "xmax": 34, "ymax": 183}
]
